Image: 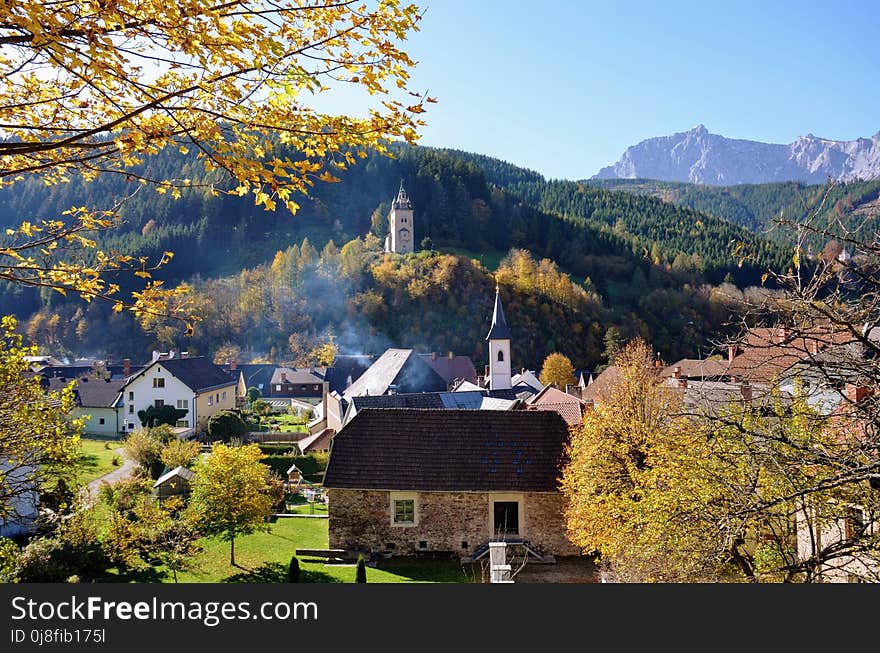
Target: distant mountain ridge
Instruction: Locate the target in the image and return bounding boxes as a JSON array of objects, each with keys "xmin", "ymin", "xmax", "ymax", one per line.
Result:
[{"xmin": 593, "ymin": 125, "xmax": 880, "ymax": 185}]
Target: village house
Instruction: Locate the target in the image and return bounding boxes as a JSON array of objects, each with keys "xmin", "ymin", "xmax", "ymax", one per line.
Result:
[
  {"xmin": 120, "ymin": 355, "xmax": 236, "ymax": 434},
  {"xmin": 45, "ymin": 375, "xmax": 127, "ymax": 436},
  {"xmin": 323, "ymin": 408, "xmax": 580, "ymax": 559}
]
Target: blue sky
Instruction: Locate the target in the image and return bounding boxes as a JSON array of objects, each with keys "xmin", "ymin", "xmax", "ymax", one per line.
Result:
[{"xmin": 358, "ymin": 0, "xmax": 880, "ymax": 179}]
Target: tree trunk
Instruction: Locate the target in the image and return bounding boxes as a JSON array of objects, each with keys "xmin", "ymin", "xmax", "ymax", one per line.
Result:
[{"xmin": 230, "ymin": 532, "xmax": 236, "ymax": 567}]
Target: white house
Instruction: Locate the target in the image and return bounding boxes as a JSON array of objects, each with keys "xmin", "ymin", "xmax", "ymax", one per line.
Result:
[
  {"xmin": 120, "ymin": 356, "xmax": 237, "ymax": 434},
  {"xmin": 46, "ymin": 375, "xmax": 126, "ymax": 437}
]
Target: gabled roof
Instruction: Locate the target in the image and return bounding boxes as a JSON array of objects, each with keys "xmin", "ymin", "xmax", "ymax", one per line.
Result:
[
  {"xmin": 343, "ymin": 348, "xmax": 447, "ymax": 399},
  {"xmin": 581, "ymin": 365, "xmax": 621, "ymax": 402},
  {"xmin": 270, "ymin": 367, "xmax": 325, "ymax": 385},
  {"xmin": 347, "ymin": 390, "xmax": 518, "ymax": 414},
  {"xmin": 45, "ymin": 375, "xmax": 126, "ymax": 408},
  {"xmin": 511, "ymin": 370, "xmax": 544, "ymax": 394},
  {"xmin": 324, "ymin": 355, "xmax": 375, "ymax": 394},
  {"xmin": 324, "ymin": 409, "xmax": 570, "ymax": 492},
  {"xmin": 662, "ymin": 358, "xmax": 728, "ymax": 380},
  {"xmin": 153, "ymin": 465, "xmax": 196, "ymax": 487},
  {"xmin": 525, "ymin": 385, "xmax": 587, "ymax": 425},
  {"xmin": 128, "ymin": 357, "xmax": 235, "ymax": 393},
  {"xmin": 298, "ymin": 428, "xmax": 334, "ymax": 454},
  {"xmin": 419, "ymin": 353, "xmax": 478, "ymax": 384},
  {"xmin": 485, "ymin": 286, "xmax": 511, "ymax": 341},
  {"xmin": 226, "ymin": 364, "xmax": 276, "ymax": 392}
]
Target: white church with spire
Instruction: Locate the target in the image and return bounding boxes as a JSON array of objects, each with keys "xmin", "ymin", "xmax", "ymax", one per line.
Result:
[
  {"xmin": 485, "ymin": 284, "xmax": 512, "ymax": 390},
  {"xmin": 384, "ymin": 181, "xmax": 415, "ymax": 254}
]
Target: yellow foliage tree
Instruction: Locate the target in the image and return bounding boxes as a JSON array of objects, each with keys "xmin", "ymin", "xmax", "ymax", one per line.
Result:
[
  {"xmin": 187, "ymin": 443, "xmax": 274, "ymax": 566},
  {"xmin": 560, "ymin": 338, "xmax": 732, "ymax": 581},
  {"xmin": 0, "ymin": 316, "xmax": 83, "ymax": 523},
  {"xmin": 0, "ymin": 1, "xmax": 429, "ymax": 329},
  {"xmin": 538, "ymin": 352, "xmax": 576, "ymax": 388}
]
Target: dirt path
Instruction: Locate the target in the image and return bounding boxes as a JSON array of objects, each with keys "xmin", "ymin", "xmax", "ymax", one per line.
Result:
[{"xmin": 85, "ymin": 448, "xmax": 137, "ymax": 499}]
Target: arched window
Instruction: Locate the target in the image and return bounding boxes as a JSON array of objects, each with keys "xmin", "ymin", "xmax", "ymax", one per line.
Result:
[{"xmin": 497, "ymin": 350, "xmax": 504, "ymax": 362}]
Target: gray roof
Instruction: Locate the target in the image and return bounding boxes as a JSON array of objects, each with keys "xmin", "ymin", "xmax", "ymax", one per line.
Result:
[
  {"xmin": 485, "ymin": 287, "xmax": 511, "ymax": 341},
  {"xmin": 270, "ymin": 367, "xmax": 325, "ymax": 385},
  {"xmin": 325, "ymin": 355, "xmax": 375, "ymax": 394},
  {"xmin": 134, "ymin": 357, "xmax": 235, "ymax": 393},
  {"xmin": 153, "ymin": 465, "xmax": 196, "ymax": 487},
  {"xmin": 343, "ymin": 349, "xmax": 447, "ymax": 399},
  {"xmin": 46, "ymin": 375, "xmax": 125, "ymax": 408}
]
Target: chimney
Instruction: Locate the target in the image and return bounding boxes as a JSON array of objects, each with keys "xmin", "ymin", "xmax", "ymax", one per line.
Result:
[
  {"xmin": 152, "ymin": 350, "xmax": 160, "ymax": 363},
  {"xmin": 809, "ymin": 339, "xmax": 819, "ymax": 356},
  {"xmin": 281, "ymin": 372, "xmax": 287, "ymax": 383},
  {"xmin": 431, "ymin": 352, "xmax": 437, "ymax": 361},
  {"xmin": 845, "ymin": 383, "xmax": 871, "ymax": 403},
  {"xmin": 181, "ymin": 351, "xmax": 189, "ymax": 358},
  {"xmin": 672, "ymin": 366, "xmax": 682, "ymax": 379},
  {"xmin": 123, "ymin": 358, "xmax": 131, "ymax": 376},
  {"xmin": 728, "ymin": 345, "xmax": 737, "ymax": 364},
  {"xmin": 230, "ymin": 360, "xmax": 237, "ymax": 371},
  {"xmin": 776, "ymin": 326, "xmax": 788, "ymax": 344},
  {"xmin": 448, "ymin": 351, "xmax": 454, "ymax": 360},
  {"xmin": 740, "ymin": 380, "xmax": 752, "ymax": 402},
  {"xmin": 169, "ymin": 349, "xmax": 176, "ymax": 359}
]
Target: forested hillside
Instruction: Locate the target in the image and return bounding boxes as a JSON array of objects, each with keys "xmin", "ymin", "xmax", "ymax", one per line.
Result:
[
  {"xmin": 584, "ymin": 177, "xmax": 880, "ymax": 249},
  {"xmin": 2, "ymin": 144, "xmax": 794, "ymax": 368}
]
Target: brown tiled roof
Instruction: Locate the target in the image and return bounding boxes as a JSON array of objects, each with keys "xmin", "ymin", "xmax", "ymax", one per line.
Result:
[
  {"xmin": 581, "ymin": 366, "xmax": 621, "ymax": 402},
  {"xmin": 419, "ymin": 353, "xmax": 478, "ymax": 384},
  {"xmin": 323, "ymin": 409, "xmax": 570, "ymax": 492},
  {"xmin": 661, "ymin": 358, "xmax": 728, "ymax": 379},
  {"xmin": 525, "ymin": 386, "xmax": 587, "ymax": 425}
]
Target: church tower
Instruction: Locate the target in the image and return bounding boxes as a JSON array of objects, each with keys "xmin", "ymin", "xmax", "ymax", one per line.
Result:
[
  {"xmin": 386, "ymin": 181, "xmax": 415, "ymax": 254},
  {"xmin": 486, "ymin": 285, "xmax": 512, "ymax": 391}
]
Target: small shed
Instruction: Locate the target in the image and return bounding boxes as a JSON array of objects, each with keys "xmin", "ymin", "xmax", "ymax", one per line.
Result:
[
  {"xmin": 153, "ymin": 465, "xmax": 196, "ymax": 500},
  {"xmin": 287, "ymin": 464, "xmax": 303, "ymax": 487}
]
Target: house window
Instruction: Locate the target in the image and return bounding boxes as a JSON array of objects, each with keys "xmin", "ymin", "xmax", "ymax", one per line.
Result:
[
  {"xmin": 221, "ymin": 391, "xmax": 227, "ymax": 402},
  {"xmin": 176, "ymin": 399, "xmax": 188, "ymax": 409},
  {"xmin": 208, "ymin": 395, "xmax": 213, "ymax": 406},
  {"xmin": 391, "ymin": 496, "xmax": 416, "ymax": 526},
  {"xmin": 153, "ymin": 378, "xmax": 165, "ymax": 388},
  {"xmin": 128, "ymin": 423, "xmax": 135, "ymax": 430},
  {"xmin": 276, "ymin": 384, "xmax": 282, "ymax": 392},
  {"xmin": 175, "ymin": 420, "xmax": 190, "ymax": 428},
  {"xmin": 314, "ymin": 385, "xmax": 320, "ymax": 391},
  {"xmin": 155, "ymin": 399, "xmax": 164, "ymax": 408},
  {"xmin": 498, "ymin": 350, "xmax": 504, "ymax": 362},
  {"xmin": 128, "ymin": 391, "xmax": 134, "ymax": 401},
  {"xmin": 300, "ymin": 385, "xmax": 308, "ymax": 391},
  {"xmin": 215, "ymin": 393, "xmax": 220, "ymax": 403},
  {"xmin": 128, "ymin": 405, "xmax": 134, "ymax": 414},
  {"xmin": 99, "ymin": 418, "xmax": 105, "ymax": 425}
]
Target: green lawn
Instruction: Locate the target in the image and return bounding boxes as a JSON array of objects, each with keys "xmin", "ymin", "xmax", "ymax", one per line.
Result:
[
  {"xmin": 76, "ymin": 437, "xmax": 124, "ymax": 486},
  {"xmin": 167, "ymin": 518, "xmax": 475, "ymax": 583}
]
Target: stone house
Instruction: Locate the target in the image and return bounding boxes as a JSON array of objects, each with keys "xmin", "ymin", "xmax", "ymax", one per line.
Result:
[{"xmin": 323, "ymin": 408, "xmax": 580, "ymax": 559}]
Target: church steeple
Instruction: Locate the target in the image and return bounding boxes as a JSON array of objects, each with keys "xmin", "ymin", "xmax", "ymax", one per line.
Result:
[
  {"xmin": 486, "ymin": 284, "xmax": 511, "ymax": 341},
  {"xmin": 486, "ymin": 284, "xmax": 511, "ymax": 390}
]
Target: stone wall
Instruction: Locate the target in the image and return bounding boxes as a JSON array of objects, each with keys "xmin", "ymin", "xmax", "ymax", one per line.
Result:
[{"xmin": 328, "ymin": 489, "xmax": 580, "ymax": 557}]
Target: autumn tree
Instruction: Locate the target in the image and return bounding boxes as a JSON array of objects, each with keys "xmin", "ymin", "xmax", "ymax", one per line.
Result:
[
  {"xmin": 0, "ymin": 0, "xmax": 429, "ymax": 324},
  {"xmin": 0, "ymin": 316, "xmax": 83, "ymax": 523},
  {"xmin": 188, "ymin": 443, "xmax": 274, "ymax": 566},
  {"xmin": 539, "ymin": 352, "xmax": 576, "ymax": 388},
  {"xmin": 122, "ymin": 427, "xmax": 165, "ymax": 477},
  {"xmin": 160, "ymin": 439, "xmax": 202, "ymax": 470},
  {"xmin": 561, "ymin": 338, "xmax": 735, "ymax": 582}
]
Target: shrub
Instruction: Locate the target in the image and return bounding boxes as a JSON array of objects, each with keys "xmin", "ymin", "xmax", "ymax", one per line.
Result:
[
  {"xmin": 111, "ymin": 455, "xmax": 121, "ymax": 466},
  {"xmin": 287, "ymin": 556, "xmax": 300, "ymax": 582},
  {"xmin": 104, "ymin": 441, "xmax": 112, "ymax": 450},
  {"xmin": 207, "ymin": 411, "xmax": 248, "ymax": 442},
  {"xmin": 0, "ymin": 537, "xmax": 20, "ymax": 583},
  {"xmin": 355, "ymin": 554, "xmax": 367, "ymax": 583}
]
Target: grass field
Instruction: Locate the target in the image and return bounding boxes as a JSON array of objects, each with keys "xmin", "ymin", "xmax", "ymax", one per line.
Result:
[
  {"xmin": 167, "ymin": 518, "xmax": 476, "ymax": 583},
  {"xmin": 76, "ymin": 437, "xmax": 124, "ymax": 486}
]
